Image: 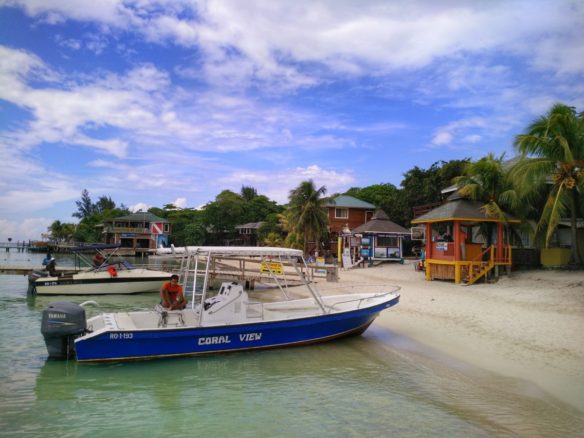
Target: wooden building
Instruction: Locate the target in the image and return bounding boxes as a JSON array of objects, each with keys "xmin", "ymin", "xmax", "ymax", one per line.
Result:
[
  {"xmin": 324, "ymin": 195, "xmax": 375, "ymax": 257},
  {"xmin": 235, "ymin": 221, "xmax": 265, "ymax": 246},
  {"xmin": 352, "ymin": 210, "xmax": 410, "ymax": 262},
  {"xmin": 99, "ymin": 212, "xmax": 171, "ymax": 256},
  {"xmin": 411, "ymin": 196, "xmax": 519, "ymax": 285}
]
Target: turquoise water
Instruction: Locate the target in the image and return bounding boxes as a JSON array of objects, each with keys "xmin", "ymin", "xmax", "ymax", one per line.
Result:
[{"xmin": 0, "ymin": 252, "xmax": 583, "ymax": 437}]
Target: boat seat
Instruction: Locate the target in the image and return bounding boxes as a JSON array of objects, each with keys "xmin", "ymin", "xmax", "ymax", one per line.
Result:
[
  {"xmin": 155, "ymin": 304, "xmax": 185, "ymax": 328},
  {"xmin": 115, "ymin": 313, "xmax": 136, "ymax": 330}
]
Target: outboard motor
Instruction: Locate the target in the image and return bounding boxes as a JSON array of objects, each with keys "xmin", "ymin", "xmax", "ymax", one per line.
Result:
[{"xmin": 41, "ymin": 302, "xmax": 87, "ymax": 359}]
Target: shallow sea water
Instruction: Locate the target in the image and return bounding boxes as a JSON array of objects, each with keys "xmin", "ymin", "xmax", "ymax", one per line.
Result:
[{"xmin": 0, "ymin": 252, "xmax": 583, "ymax": 437}]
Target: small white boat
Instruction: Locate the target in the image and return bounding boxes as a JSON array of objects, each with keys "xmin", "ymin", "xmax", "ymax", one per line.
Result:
[
  {"xmin": 29, "ymin": 244, "xmax": 171, "ymax": 295},
  {"xmin": 41, "ymin": 246, "xmax": 400, "ymax": 362}
]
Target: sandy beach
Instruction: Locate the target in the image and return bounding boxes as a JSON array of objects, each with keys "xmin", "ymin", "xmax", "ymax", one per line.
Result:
[{"xmin": 315, "ymin": 262, "xmax": 584, "ymax": 412}]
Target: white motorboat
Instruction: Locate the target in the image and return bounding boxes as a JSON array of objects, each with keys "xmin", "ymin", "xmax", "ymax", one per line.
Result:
[{"xmin": 29, "ymin": 244, "xmax": 171, "ymax": 295}]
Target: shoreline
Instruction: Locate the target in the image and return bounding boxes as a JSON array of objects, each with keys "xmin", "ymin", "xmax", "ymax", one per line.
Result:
[{"xmin": 315, "ymin": 262, "xmax": 584, "ymax": 412}]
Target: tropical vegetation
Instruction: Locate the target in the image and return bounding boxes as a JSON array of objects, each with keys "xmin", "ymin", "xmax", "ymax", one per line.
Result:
[
  {"xmin": 46, "ymin": 103, "xmax": 582, "ymax": 266},
  {"xmin": 286, "ymin": 180, "xmax": 329, "ymax": 254},
  {"xmin": 511, "ymin": 103, "xmax": 584, "ymax": 264}
]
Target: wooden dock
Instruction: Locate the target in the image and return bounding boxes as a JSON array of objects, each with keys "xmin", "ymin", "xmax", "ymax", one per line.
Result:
[
  {"xmin": 0, "ymin": 242, "xmax": 30, "ymax": 253},
  {"xmin": 0, "ymin": 265, "xmax": 82, "ymax": 275}
]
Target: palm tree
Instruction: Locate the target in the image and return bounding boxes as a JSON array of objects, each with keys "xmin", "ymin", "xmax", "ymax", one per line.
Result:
[
  {"xmin": 287, "ymin": 180, "xmax": 329, "ymax": 255},
  {"xmin": 512, "ymin": 103, "xmax": 584, "ymax": 264},
  {"xmin": 262, "ymin": 232, "xmax": 283, "ymax": 247},
  {"xmin": 453, "ymin": 153, "xmax": 523, "ymax": 245}
]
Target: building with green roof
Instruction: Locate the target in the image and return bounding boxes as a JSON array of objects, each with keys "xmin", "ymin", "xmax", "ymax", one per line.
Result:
[{"xmin": 99, "ymin": 212, "xmax": 171, "ymax": 255}]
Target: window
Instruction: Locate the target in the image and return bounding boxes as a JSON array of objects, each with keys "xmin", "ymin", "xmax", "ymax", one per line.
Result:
[
  {"xmin": 376, "ymin": 235, "xmax": 398, "ymax": 247},
  {"xmin": 335, "ymin": 208, "xmax": 349, "ymax": 219},
  {"xmin": 163, "ymin": 223, "xmax": 170, "ymax": 233}
]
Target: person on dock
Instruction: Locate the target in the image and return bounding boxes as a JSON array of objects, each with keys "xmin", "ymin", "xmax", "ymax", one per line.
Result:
[{"xmin": 160, "ymin": 274, "xmax": 187, "ymax": 310}]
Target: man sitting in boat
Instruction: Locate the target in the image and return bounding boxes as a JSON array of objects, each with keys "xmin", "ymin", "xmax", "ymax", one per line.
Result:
[
  {"xmin": 160, "ymin": 274, "xmax": 187, "ymax": 310},
  {"xmin": 45, "ymin": 258, "xmax": 59, "ymax": 277}
]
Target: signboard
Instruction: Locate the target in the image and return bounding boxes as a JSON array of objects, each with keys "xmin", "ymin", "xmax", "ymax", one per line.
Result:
[
  {"xmin": 342, "ymin": 254, "xmax": 353, "ymax": 268},
  {"xmin": 259, "ymin": 262, "xmax": 284, "ymax": 275},
  {"xmin": 316, "ymin": 256, "xmax": 325, "ymax": 274},
  {"xmin": 374, "ymin": 248, "xmax": 387, "ymax": 258},
  {"xmin": 411, "ymin": 227, "xmax": 425, "ymax": 240},
  {"xmin": 436, "ymin": 242, "xmax": 448, "ymax": 252}
]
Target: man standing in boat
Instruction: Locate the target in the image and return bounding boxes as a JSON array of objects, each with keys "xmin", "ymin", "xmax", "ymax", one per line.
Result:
[{"xmin": 160, "ymin": 274, "xmax": 187, "ymax": 310}]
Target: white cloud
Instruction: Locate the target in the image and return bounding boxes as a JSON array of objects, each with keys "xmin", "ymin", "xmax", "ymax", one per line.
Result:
[
  {"xmin": 130, "ymin": 202, "xmax": 150, "ymax": 212},
  {"xmin": 218, "ymin": 164, "xmax": 354, "ymax": 204},
  {"xmin": 431, "ymin": 117, "xmax": 488, "ymax": 148},
  {"xmin": 0, "ymin": 217, "xmax": 54, "ymax": 242},
  {"xmin": 5, "ymin": 0, "xmax": 583, "ymax": 90},
  {"xmin": 0, "ymin": 144, "xmax": 79, "ymax": 213},
  {"xmin": 173, "ymin": 197, "xmax": 187, "ymax": 208}
]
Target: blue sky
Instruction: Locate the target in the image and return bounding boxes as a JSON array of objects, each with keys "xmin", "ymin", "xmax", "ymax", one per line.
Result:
[{"xmin": 1, "ymin": 0, "xmax": 583, "ymax": 241}]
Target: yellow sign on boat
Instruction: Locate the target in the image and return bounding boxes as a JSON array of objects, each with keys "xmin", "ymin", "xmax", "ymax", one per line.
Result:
[{"xmin": 259, "ymin": 261, "xmax": 284, "ymax": 275}]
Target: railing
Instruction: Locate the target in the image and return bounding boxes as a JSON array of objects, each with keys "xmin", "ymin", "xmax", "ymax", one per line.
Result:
[
  {"xmin": 467, "ymin": 245, "xmax": 495, "ymax": 285},
  {"xmin": 495, "ymin": 245, "xmax": 512, "ymax": 265},
  {"xmin": 112, "ymin": 227, "xmax": 150, "ymax": 233}
]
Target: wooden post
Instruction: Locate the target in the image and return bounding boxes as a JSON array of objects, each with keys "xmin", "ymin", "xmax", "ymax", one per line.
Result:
[
  {"xmin": 425, "ymin": 222, "xmax": 432, "ymax": 281},
  {"xmin": 497, "ymin": 222, "xmax": 504, "ymax": 263},
  {"xmin": 454, "ymin": 221, "xmax": 461, "ymax": 284}
]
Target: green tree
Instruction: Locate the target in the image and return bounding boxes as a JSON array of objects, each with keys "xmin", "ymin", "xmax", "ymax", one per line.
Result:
[
  {"xmin": 257, "ymin": 212, "xmax": 286, "ymax": 244},
  {"xmin": 182, "ymin": 221, "xmax": 207, "ymax": 245},
  {"xmin": 454, "ymin": 153, "xmax": 522, "ymax": 245},
  {"xmin": 73, "ymin": 189, "xmax": 95, "ymax": 219},
  {"xmin": 95, "ymin": 196, "xmax": 116, "ymax": 213},
  {"xmin": 262, "ymin": 232, "xmax": 283, "ymax": 247},
  {"xmin": 287, "ymin": 180, "xmax": 329, "ymax": 255},
  {"xmin": 512, "ymin": 103, "xmax": 584, "ymax": 264},
  {"xmin": 243, "ymin": 195, "xmax": 282, "ymax": 224},
  {"xmin": 400, "ymin": 159, "xmax": 470, "ymax": 225},
  {"xmin": 48, "ymin": 220, "xmax": 76, "ymax": 242},
  {"xmin": 203, "ymin": 190, "xmax": 246, "ymax": 244},
  {"xmin": 345, "ymin": 183, "xmax": 398, "ymax": 208},
  {"xmin": 240, "ymin": 186, "xmax": 258, "ymax": 201}
]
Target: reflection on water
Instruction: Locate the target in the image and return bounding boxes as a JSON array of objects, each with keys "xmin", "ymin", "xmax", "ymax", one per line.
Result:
[{"xmin": 1, "ymin": 252, "xmax": 584, "ymax": 436}]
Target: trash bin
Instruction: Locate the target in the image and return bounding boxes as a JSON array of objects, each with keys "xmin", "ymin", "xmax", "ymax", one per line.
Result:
[{"xmin": 326, "ymin": 266, "xmax": 338, "ymax": 282}]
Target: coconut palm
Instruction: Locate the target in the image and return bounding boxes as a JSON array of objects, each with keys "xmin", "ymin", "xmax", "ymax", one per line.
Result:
[
  {"xmin": 453, "ymin": 153, "xmax": 523, "ymax": 244},
  {"xmin": 277, "ymin": 211, "xmax": 303, "ymax": 250},
  {"xmin": 512, "ymin": 103, "xmax": 584, "ymax": 264},
  {"xmin": 262, "ymin": 232, "xmax": 283, "ymax": 247},
  {"xmin": 287, "ymin": 180, "xmax": 329, "ymax": 255}
]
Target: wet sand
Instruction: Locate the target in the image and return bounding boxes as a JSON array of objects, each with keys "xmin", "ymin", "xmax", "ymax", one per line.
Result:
[{"xmin": 315, "ymin": 262, "xmax": 584, "ymax": 412}]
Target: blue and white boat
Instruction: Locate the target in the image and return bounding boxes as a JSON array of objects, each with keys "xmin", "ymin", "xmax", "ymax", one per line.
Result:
[{"xmin": 41, "ymin": 246, "xmax": 400, "ymax": 362}]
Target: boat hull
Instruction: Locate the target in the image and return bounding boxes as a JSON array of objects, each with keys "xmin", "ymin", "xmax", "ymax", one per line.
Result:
[
  {"xmin": 35, "ymin": 270, "xmax": 171, "ymax": 295},
  {"xmin": 74, "ymin": 295, "xmax": 399, "ymax": 362}
]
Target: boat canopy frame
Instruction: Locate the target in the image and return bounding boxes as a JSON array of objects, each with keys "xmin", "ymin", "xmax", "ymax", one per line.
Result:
[
  {"xmin": 70, "ymin": 244, "xmax": 133, "ymax": 272},
  {"xmin": 156, "ymin": 246, "xmax": 328, "ymax": 324}
]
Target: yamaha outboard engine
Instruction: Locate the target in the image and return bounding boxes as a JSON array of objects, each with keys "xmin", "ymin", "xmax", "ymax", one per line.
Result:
[{"xmin": 41, "ymin": 302, "xmax": 87, "ymax": 359}]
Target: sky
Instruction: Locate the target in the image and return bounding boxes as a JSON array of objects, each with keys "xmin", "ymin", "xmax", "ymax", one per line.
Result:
[{"xmin": 1, "ymin": 0, "xmax": 583, "ymax": 241}]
